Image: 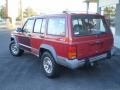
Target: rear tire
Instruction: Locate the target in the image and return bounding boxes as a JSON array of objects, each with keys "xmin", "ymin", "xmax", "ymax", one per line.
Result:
[
  {"xmin": 41, "ymin": 52, "xmax": 60, "ymax": 78},
  {"xmin": 9, "ymin": 41, "xmax": 24, "ymax": 56}
]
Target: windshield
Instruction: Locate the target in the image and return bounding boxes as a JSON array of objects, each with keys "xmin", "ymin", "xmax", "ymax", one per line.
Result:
[{"xmin": 72, "ymin": 15, "xmax": 108, "ymax": 36}]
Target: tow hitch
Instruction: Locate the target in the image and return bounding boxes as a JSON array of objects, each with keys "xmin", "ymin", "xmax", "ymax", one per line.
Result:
[{"xmin": 85, "ymin": 59, "xmax": 95, "ymax": 67}]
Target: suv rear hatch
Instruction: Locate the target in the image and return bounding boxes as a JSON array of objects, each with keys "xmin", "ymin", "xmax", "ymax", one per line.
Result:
[{"xmin": 71, "ymin": 14, "xmax": 113, "ymax": 59}]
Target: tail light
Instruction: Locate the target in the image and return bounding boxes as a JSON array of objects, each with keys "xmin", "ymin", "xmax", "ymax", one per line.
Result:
[{"xmin": 68, "ymin": 46, "xmax": 77, "ymax": 60}]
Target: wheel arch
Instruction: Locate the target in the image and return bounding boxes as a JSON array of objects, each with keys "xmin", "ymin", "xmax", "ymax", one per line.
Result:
[
  {"xmin": 10, "ymin": 35, "xmax": 18, "ymax": 43},
  {"xmin": 39, "ymin": 44, "xmax": 58, "ymax": 62}
]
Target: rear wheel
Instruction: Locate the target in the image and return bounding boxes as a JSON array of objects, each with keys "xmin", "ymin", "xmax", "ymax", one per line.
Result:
[
  {"xmin": 9, "ymin": 41, "xmax": 24, "ymax": 56},
  {"xmin": 41, "ymin": 52, "xmax": 60, "ymax": 78}
]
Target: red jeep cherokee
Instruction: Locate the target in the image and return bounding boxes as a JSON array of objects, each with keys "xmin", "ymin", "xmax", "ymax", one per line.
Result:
[{"xmin": 9, "ymin": 13, "xmax": 113, "ymax": 78}]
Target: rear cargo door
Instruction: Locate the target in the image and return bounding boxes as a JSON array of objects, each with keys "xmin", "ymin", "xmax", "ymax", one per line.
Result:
[
  {"xmin": 96, "ymin": 32, "xmax": 113, "ymax": 54},
  {"xmin": 73, "ymin": 33, "xmax": 113, "ymax": 59},
  {"xmin": 73, "ymin": 35, "xmax": 98, "ymax": 59},
  {"xmin": 72, "ymin": 15, "xmax": 113, "ymax": 59}
]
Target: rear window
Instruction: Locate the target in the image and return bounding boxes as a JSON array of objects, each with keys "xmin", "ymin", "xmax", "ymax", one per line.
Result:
[{"xmin": 72, "ymin": 15, "xmax": 108, "ymax": 36}]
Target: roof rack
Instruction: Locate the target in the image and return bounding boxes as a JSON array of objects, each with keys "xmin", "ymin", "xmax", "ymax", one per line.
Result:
[
  {"xmin": 31, "ymin": 11, "xmax": 101, "ymax": 18},
  {"xmin": 62, "ymin": 10, "xmax": 100, "ymax": 15}
]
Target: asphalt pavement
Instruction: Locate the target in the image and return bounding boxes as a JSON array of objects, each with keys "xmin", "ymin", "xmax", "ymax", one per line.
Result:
[{"xmin": 0, "ymin": 28, "xmax": 120, "ymax": 90}]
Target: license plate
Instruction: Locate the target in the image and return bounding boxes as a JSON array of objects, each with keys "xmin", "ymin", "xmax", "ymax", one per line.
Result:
[{"xmin": 90, "ymin": 53, "xmax": 107, "ymax": 62}]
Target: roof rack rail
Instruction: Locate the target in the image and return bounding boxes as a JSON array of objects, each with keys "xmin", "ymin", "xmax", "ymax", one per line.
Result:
[{"xmin": 62, "ymin": 10, "xmax": 100, "ymax": 14}]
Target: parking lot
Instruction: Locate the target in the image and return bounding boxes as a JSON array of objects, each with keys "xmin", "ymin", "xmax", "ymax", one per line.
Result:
[{"xmin": 0, "ymin": 28, "xmax": 120, "ymax": 90}]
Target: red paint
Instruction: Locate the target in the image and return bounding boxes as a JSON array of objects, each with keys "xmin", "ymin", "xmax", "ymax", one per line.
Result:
[{"xmin": 12, "ymin": 13, "xmax": 113, "ymax": 60}]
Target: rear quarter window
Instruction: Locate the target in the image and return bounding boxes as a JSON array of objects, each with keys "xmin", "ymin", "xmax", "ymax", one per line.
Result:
[{"xmin": 47, "ymin": 17, "xmax": 66, "ymax": 36}]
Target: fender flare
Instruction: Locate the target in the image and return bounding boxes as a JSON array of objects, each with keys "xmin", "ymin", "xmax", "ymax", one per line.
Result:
[
  {"xmin": 40, "ymin": 44, "xmax": 58, "ymax": 62},
  {"xmin": 11, "ymin": 35, "xmax": 18, "ymax": 43}
]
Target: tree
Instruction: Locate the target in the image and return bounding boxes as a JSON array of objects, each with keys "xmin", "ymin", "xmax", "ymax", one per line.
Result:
[
  {"xmin": 23, "ymin": 7, "xmax": 37, "ymax": 18},
  {"xmin": 104, "ymin": 6, "xmax": 116, "ymax": 17},
  {"xmin": 0, "ymin": 5, "xmax": 7, "ymax": 18}
]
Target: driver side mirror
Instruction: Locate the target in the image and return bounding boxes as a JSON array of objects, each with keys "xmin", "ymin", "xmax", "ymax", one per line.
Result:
[{"xmin": 16, "ymin": 27, "xmax": 23, "ymax": 32}]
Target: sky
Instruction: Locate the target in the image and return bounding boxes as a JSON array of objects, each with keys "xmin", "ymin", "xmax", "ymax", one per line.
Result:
[
  {"xmin": 0, "ymin": 0, "xmax": 97, "ymax": 17},
  {"xmin": 22, "ymin": 0, "xmax": 97, "ymax": 13},
  {"xmin": 0, "ymin": 0, "xmax": 5, "ymax": 6}
]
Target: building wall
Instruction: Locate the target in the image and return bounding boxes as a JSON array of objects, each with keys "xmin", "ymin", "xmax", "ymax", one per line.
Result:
[
  {"xmin": 115, "ymin": 4, "xmax": 120, "ymax": 48},
  {"xmin": 116, "ymin": 4, "xmax": 120, "ymax": 36}
]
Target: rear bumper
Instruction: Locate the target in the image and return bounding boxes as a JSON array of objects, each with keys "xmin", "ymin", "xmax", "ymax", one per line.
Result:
[{"xmin": 57, "ymin": 53, "xmax": 107, "ymax": 69}]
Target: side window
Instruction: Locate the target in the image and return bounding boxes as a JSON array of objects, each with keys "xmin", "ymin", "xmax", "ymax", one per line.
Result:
[
  {"xmin": 23, "ymin": 19, "xmax": 34, "ymax": 33},
  {"xmin": 47, "ymin": 18, "xmax": 65, "ymax": 36},
  {"xmin": 34, "ymin": 19, "xmax": 42, "ymax": 33},
  {"xmin": 41, "ymin": 19, "xmax": 46, "ymax": 34},
  {"xmin": 34, "ymin": 18, "xmax": 46, "ymax": 34}
]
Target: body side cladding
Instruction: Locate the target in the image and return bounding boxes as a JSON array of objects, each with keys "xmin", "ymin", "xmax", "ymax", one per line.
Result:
[{"xmin": 39, "ymin": 44, "xmax": 58, "ymax": 62}]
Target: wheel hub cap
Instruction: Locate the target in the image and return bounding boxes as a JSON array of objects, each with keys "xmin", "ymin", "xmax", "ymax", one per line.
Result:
[
  {"xmin": 11, "ymin": 43, "xmax": 19, "ymax": 55},
  {"xmin": 43, "ymin": 57, "xmax": 53, "ymax": 74}
]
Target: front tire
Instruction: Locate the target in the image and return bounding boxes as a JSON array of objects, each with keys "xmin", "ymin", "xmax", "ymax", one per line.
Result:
[
  {"xmin": 9, "ymin": 41, "xmax": 24, "ymax": 56},
  {"xmin": 41, "ymin": 52, "xmax": 60, "ymax": 78}
]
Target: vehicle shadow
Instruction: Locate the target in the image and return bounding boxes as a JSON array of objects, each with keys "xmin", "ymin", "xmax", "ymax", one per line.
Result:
[{"xmin": 17, "ymin": 53, "xmax": 120, "ymax": 80}]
